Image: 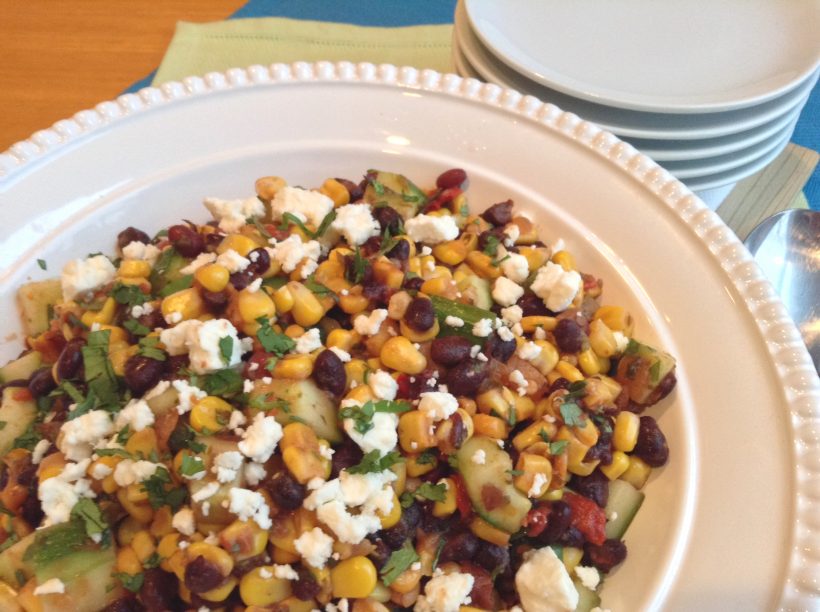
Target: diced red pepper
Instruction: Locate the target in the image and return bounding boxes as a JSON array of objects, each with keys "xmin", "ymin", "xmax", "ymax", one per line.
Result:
[
  {"xmin": 563, "ymin": 491, "xmax": 607, "ymax": 546},
  {"xmin": 450, "ymin": 473, "xmax": 474, "ymax": 520},
  {"xmin": 11, "ymin": 388, "xmax": 32, "ymax": 402},
  {"xmin": 423, "ymin": 187, "xmax": 462, "ymax": 213},
  {"xmin": 525, "ymin": 505, "xmax": 551, "ymax": 538}
]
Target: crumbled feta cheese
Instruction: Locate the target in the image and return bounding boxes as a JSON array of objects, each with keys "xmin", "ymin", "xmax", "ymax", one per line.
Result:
[
  {"xmin": 329, "ymin": 346, "xmax": 351, "ymax": 362},
  {"xmin": 551, "ymin": 238, "xmax": 566, "ymax": 255},
  {"xmin": 331, "ymin": 204, "xmax": 381, "ymax": 246},
  {"xmin": 472, "ymin": 318, "xmax": 494, "ymax": 337},
  {"xmin": 294, "ymin": 527, "xmax": 334, "ymax": 569},
  {"xmin": 472, "ymin": 449, "xmax": 486, "ymax": 465},
  {"xmin": 122, "ymin": 241, "xmax": 161, "ymax": 265},
  {"xmin": 159, "ymin": 318, "xmax": 243, "ymax": 374},
  {"xmin": 179, "ymin": 252, "xmax": 217, "ymax": 275},
  {"xmin": 295, "ymin": 328, "xmax": 322, "ymax": 354},
  {"xmin": 501, "ymin": 253, "xmax": 529, "ymax": 284},
  {"xmin": 114, "ymin": 398, "xmax": 155, "ymax": 433},
  {"xmin": 353, "ymin": 309, "xmax": 388, "ymax": 336},
  {"xmin": 444, "ymin": 315, "xmax": 464, "ymax": 327},
  {"xmin": 574, "ymin": 566, "xmax": 600, "ymax": 591},
  {"xmin": 492, "ymin": 276, "xmax": 524, "ymax": 307},
  {"xmin": 204, "ymin": 196, "xmax": 266, "ymax": 233},
  {"xmin": 413, "ymin": 571, "xmax": 475, "ymax": 612},
  {"xmin": 38, "ymin": 459, "xmax": 95, "ymax": 526},
  {"xmin": 534, "ymin": 327, "xmax": 548, "ymax": 340},
  {"xmin": 509, "ymin": 369, "xmax": 529, "ymax": 396},
  {"xmin": 269, "ymin": 234, "xmax": 322, "ymax": 277},
  {"xmin": 212, "ymin": 451, "xmax": 244, "ymax": 483},
  {"xmin": 517, "ymin": 341, "xmax": 542, "ymax": 362},
  {"xmin": 497, "ymin": 325, "xmax": 515, "ymax": 342},
  {"xmin": 164, "ymin": 311, "xmax": 183, "ymax": 325},
  {"xmin": 113, "ymin": 460, "xmax": 161, "ymax": 487},
  {"xmin": 270, "ymin": 187, "xmax": 334, "ymax": 227},
  {"xmin": 259, "ymin": 567, "xmax": 273, "ymax": 579},
  {"xmin": 343, "ymin": 406, "xmax": 398, "ymax": 456},
  {"xmin": 273, "ymin": 564, "xmax": 300, "ymax": 581},
  {"xmin": 172, "ymin": 507, "xmax": 196, "ymax": 536},
  {"xmin": 238, "ymin": 412, "xmax": 283, "ymax": 463},
  {"xmin": 130, "ymin": 302, "xmax": 155, "ymax": 318},
  {"xmin": 33, "ymin": 578, "xmax": 65, "ymax": 596},
  {"xmin": 90, "ymin": 462, "xmax": 113, "ymax": 480},
  {"xmin": 516, "ymin": 547, "xmax": 578, "ymax": 612},
  {"xmin": 609, "ymin": 511, "xmax": 618, "ymax": 521},
  {"xmin": 404, "ymin": 214, "xmax": 459, "ymax": 245},
  {"xmin": 61, "ymin": 255, "xmax": 116, "ymax": 301},
  {"xmin": 216, "ymin": 249, "xmax": 251, "ymax": 273},
  {"xmin": 417, "ymin": 391, "xmax": 459, "ymax": 422},
  {"xmin": 31, "ymin": 439, "xmax": 50, "ymax": 465},
  {"xmin": 228, "ymin": 487, "xmax": 272, "ymax": 529},
  {"xmin": 528, "ymin": 472, "xmax": 548, "ymax": 498},
  {"xmin": 530, "ymin": 261, "xmax": 582, "ymax": 312},
  {"xmin": 469, "ymin": 344, "xmax": 482, "ymax": 358},
  {"xmin": 58, "ymin": 410, "xmax": 114, "ymax": 461},
  {"xmin": 503, "ymin": 224, "xmax": 520, "ymax": 247},
  {"xmin": 191, "ymin": 481, "xmax": 220, "ymax": 503},
  {"xmin": 500, "ymin": 304, "xmax": 523, "ymax": 325},
  {"xmin": 368, "ymin": 370, "xmax": 398, "ymax": 400},
  {"xmin": 244, "ymin": 462, "xmax": 267, "ymax": 486},
  {"xmin": 171, "ymin": 379, "xmax": 207, "ymax": 414},
  {"xmin": 243, "ymin": 379, "xmax": 255, "ymax": 394},
  {"xmin": 246, "ymin": 277, "xmax": 263, "ymax": 293},
  {"xmin": 318, "ymin": 445, "xmax": 334, "ymax": 461},
  {"xmin": 411, "ymin": 561, "xmax": 422, "ymax": 571},
  {"xmin": 613, "ymin": 331, "xmax": 630, "ymax": 354}
]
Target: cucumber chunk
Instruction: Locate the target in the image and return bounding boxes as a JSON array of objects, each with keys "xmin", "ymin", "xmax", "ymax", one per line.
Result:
[
  {"xmin": 430, "ymin": 295, "xmax": 495, "ymax": 345},
  {"xmin": 363, "ymin": 170, "xmax": 428, "ymax": 220},
  {"xmin": 248, "ymin": 378, "xmax": 342, "ymax": 442},
  {"xmin": 0, "ymin": 388, "xmax": 37, "ymax": 456},
  {"xmin": 616, "ymin": 340, "xmax": 676, "ymax": 405},
  {"xmin": 0, "ymin": 351, "xmax": 42, "ymax": 384},
  {"xmin": 574, "ymin": 579, "xmax": 603, "ymax": 612},
  {"xmin": 455, "ymin": 436, "xmax": 531, "ymax": 533},
  {"xmin": 16, "ymin": 279, "xmax": 62, "ymax": 337},
  {"xmin": 604, "ymin": 478, "xmax": 645, "ymax": 539}
]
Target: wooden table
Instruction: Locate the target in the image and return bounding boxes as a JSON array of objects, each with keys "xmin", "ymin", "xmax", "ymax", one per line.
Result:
[{"xmin": 0, "ymin": 0, "xmax": 244, "ymax": 150}]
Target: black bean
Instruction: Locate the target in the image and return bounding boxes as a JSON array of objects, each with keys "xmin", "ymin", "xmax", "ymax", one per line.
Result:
[
  {"xmin": 264, "ymin": 472, "xmax": 307, "ymax": 511},
  {"xmin": 246, "ymin": 248, "xmax": 271, "ymax": 276},
  {"xmin": 362, "ymin": 276, "xmax": 392, "ymax": 306},
  {"xmin": 168, "ymin": 224, "xmax": 204, "ymax": 258},
  {"xmin": 633, "ymin": 416, "xmax": 669, "ymax": 467},
  {"xmin": 584, "ymin": 422, "xmax": 613, "ymax": 466},
  {"xmin": 360, "ymin": 235, "xmax": 383, "ymax": 257},
  {"xmin": 166, "ymin": 355, "xmax": 190, "ymax": 377},
  {"xmin": 386, "ymin": 239, "xmax": 410, "ymax": 261},
  {"xmin": 445, "ymin": 361, "xmax": 488, "ymax": 397},
  {"xmin": 167, "ymin": 422, "xmax": 198, "ymax": 455},
  {"xmin": 123, "ymin": 355, "xmax": 166, "ymax": 395},
  {"xmin": 536, "ymin": 501, "xmax": 572, "ymax": 545},
  {"xmin": 483, "ymin": 335, "xmax": 516, "ymax": 362},
  {"xmin": 553, "ymin": 318, "xmax": 585, "ymax": 353},
  {"xmin": 137, "ymin": 308, "xmax": 165, "ymax": 331},
  {"xmin": 481, "ymin": 199, "xmax": 513, "ymax": 226},
  {"xmin": 21, "ymin": 482, "xmax": 44, "ymax": 527},
  {"xmin": 381, "ymin": 503, "xmax": 422, "ymax": 549},
  {"xmin": 439, "ymin": 531, "xmax": 479, "ymax": 563},
  {"xmin": 201, "ymin": 289, "xmax": 229, "ymax": 314},
  {"xmin": 140, "ymin": 567, "xmax": 180, "ymax": 610},
  {"xmin": 547, "ymin": 377, "xmax": 572, "ymax": 395},
  {"xmin": 372, "ymin": 206, "xmax": 403, "ymax": 235},
  {"xmin": 102, "ymin": 596, "xmax": 143, "ymax": 612},
  {"xmin": 436, "ymin": 168, "xmax": 467, "ymax": 190},
  {"xmin": 233, "ymin": 555, "xmax": 268, "ymax": 578},
  {"xmin": 229, "ymin": 270, "xmax": 254, "ymax": 291},
  {"xmin": 28, "ymin": 367, "xmax": 56, "ymax": 398},
  {"xmin": 572, "ymin": 470, "xmax": 609, "ymax": 508},
  {"xmin": 335, "ymin": 177, "xmax": 364, "ymax": 202},
  {"xmin": 204, "ymin": 232, "xmax": 225, "ymax": 253},
  {"xmin": 477, "ymin": 227, "xmax": 506, "ymax": 253},
  {"xmin": 474, "ymin": 541, "xmax": 510, "ymax": 573},
  {"xmin": 292, "ymin": 566, "xmax": 322, "ymax": 600},
  {"xmin": 55, "ymin": 338, "xmax": 85, "ymax": 381},
  {"xmin": 404, "ymin": 297, "xmax": 435, "ymax": 331},
  {"xmin": 368, "ymin": 537, "xmax": 393, "ymax": 570},
  {"xmin": 331, "ymin": 441, "xmax": 364, "ymax": 478},
  {"xmin": 583, "ymin": 539, "xmax": 627, "ymax": 573},
  {"xmin": 184, "ymin": 555, "xmax": 225, "ymax": 593},
  {"xmin": 313, "ymin": 350, "xmax": 346, "ymax": 396},
  {"xmin": 403, "ymin": 276, "xmax": 424, "ymax": 292},
  {"xmin": 116, "ymin": 227, "xmax": 151, "ymax": 251},
  {"xmin": 430, "ymin": 336, "xmax": 472, "ymax": 366}
]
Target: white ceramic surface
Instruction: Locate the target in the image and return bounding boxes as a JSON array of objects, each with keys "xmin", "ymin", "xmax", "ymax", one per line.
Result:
[
  {"xmin": 453, "ymin": 1, "xmax": 818, "ymax": 140},
  {"xmin": 1, "ymin": 62, "xmax": 818, "ymax": 612},
  {"xmin": 464, "ymin": 0, "xmax": 820, "ymax": 113}
]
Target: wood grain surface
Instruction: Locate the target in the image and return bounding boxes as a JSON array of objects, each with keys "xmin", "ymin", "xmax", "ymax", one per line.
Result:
[{"xmin": 0, "ymin": 0, "xmax": 245, "ymax": 150}]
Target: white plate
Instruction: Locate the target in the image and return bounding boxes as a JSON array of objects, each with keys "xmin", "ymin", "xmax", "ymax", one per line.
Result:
[
  {"xmin": 454, "ymin": 1, "xmax": 818, "ymax": 140},
  {"xmin": 464, "ymin": 0, "xmax": 820, "ymax": 113},
  {"xmin": 1, "ymin": 62, "xmax": 818, "ymax": 612}
]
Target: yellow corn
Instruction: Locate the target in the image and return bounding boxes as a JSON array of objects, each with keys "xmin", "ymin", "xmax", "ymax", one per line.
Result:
[
  {"xmin": 200, "ymin": 576, "xmax": 238, "ymax": 603},
  {"xmin": 600, "ymin": 451, "xmax": 630, "ymax": 480},
  {"xmin": 331, "ymin": 556, "xmax": 377, "ymax": 599},
  {"xmin": 81, "ymin": 297, "xmax": 117, "ymax": 326},
  {"xmin": 620, "ymin": 456, "xmax": 652, "ymax": 489},
  {"xmin": 281, "ymin": 423, "xmax": 330, "ymax": 484},
  {"xmin": 518, "ymin": 246, "xmax": 549, "ymax": 271},
  {"xmin": 220, "ymin": 520, "xmax": 269, "ymax": 561},
  {"xmin": 380, "ymin": 337, "xmax": 427, "ymax": 375},
  {"xmin": 130, "ymin": 530, "xmax": 156, "ymax": 564},
  {"xmin": 530, "ymin": 341, "xmax": 559, "ymax": 376},
  {"xmin": 399, "ymin": 319, "xmax": 440, "ymax": 343},
  {"xmin": 161, "ymin": 287, "xmax": 205, "ymax": 322},
  {"xmin": 372, "ymin": 260, "xmax": 405, "ymax": 290},
  {"xmin": 273, "ymin": 355, "xmax": 314, "ymax": 380},
  {"xmin": 578, "ymin": 348, "xmax": 601, "ymax": 376},
  {"xmin": 432, "ymin": 478, "xmax": 457, "ymax": 517},
  {"xmin": 157, "ymin": 533, "xmax": 181, "ymax": 562},
  {"xmin": 594, "ymin": 305, "xmax": 634, "ymax": 335},
  {"xmin": 510, "ymin": 216, "xmax": 538, "ymax": 244},
  {"xmin": 469, "ymin": 517, "xmax": 510, "ymax": 547},
  {"xmin": 472, "ymin": 414, "xmax": 509, "ymax": 439},
  {"xmin": 513, "ymin": 453, "xmax": 552, "ymax": 497},
  {"xmin": 125, "ymin": 428, "xmax": 159, "ymax": 458},
  {"xmin": 432, "ymin": 238, "xmax": 469, "ymax": 266},
  {"xmin": 344, "ymin": 384, "xmax": 375, "ymax": 405},
  {"xmin": 255, "ymin": 176, "xmax": 287, "ymax": 201},
  {"xmin": 405, "ymin": 453, "xmax": 436, "ymax": 477},
  {"xmin": 273, "ymin": 285, "xmax": 295, "ymax": 313},
  {"xmin": 398, "ymin": 411, "xmax": 437, "ymax": 453},
  {"xmin": 97, "ymin": 324, "xmax": 129, "ymax": 344},
  {"xmin": 513, "ymin": 420, "xmax": 557, "ymax": 452},
  {"xmin": 273, "ymin": 547, "xmax": 300, "ymax": 564},
  {"xmin": 613, "ymin": 411, "xmax": 640, "ymax": 452},
  {"xmin": 465, "ymin": 251, "xmax": 502, "ymax": 279},
  {"xmin": 520, "ymin": 316, "xmax": 557, "ymax": 333},
  {"xmin": 476, "ymin": 386, "xmax": 516, "ymax": 421},
  {"xmin": 319, "ymin": 178, "xmax": 351, "ymax": 207},
  {"xmin": 339, "ymin": 290, "xmax": 370, "ymax": 315},
  {"xmin": 555, "ymin": 360, "xmax": 584, "ymax": 382},
  {"xmin": 190, "ymin": 395, "xmax": 233, "ymax": 432},
  {"xmin": 109, "ymin": 344, "xmax": 138, "ymax": 377},
  {"xmin": 218, "ymin": 234, "xmax": 259, "ymax": 257},
  {"xmin": 514, "ymin": 395, "xmax": 536, "ymax": 422},
  {"xmin": 238, "ymin": 289, "xmax": 276, "ymax": 324},
  {"xmin": 345, "ymin": 359, "xmax": 370, "ymax": 387},
  {"xmin": 588, "ymin": 319, "xmax": 618, "ymax": 358},
  {"xmin": 195, "ymin": 263, "xmax": 230, "ymax": 293},
  {"xmin": 116, "ymin": 516, "xmax": 143, "ymax": 546},
  {"xmin": 239, "ymin": 566, "xmax": 293, "ymax": 606},
  {"xmin": 186, "ymin": 541, "xmax": 234, "ymax": 577},
  {"xmin": 379, "ymin": 492, "xmax": 402, "ymax": 529},
  {"xmin": 327, "ymin": 329, "xmax": 360, "ymax": 352},
  {"xmin": 572, "ymin": 416, "xmax": 600, "ymax": 448},
  {"xmin": 119, "ymin": 259, "xmax": 153, "ymax": 278},
  {"xmin": 551, "ymin": 250, "xmax": 576, "ymax": 271},
  {"xmin": 116, "ymin": 546, "xmax": 142, "ymax": 575},
  {"xmin": 288, "ymin": 281, "xmax": 325, "ymax": 327}
]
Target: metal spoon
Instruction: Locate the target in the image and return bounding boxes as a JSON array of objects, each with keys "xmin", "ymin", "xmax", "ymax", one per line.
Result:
[{"xmin": 744, "ymin": 208, "xmax": 819, "ymax": 372}]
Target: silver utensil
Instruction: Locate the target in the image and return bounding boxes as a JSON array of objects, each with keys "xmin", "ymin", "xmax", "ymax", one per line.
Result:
[{"xmin": 744, "ymin": 208, "xmax": 819, "ymax": 372}]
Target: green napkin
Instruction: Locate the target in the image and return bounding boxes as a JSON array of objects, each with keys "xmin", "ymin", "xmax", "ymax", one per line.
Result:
[{"xmin": 152, "ymin": 17, "xmax": 454, "ymax": 86}]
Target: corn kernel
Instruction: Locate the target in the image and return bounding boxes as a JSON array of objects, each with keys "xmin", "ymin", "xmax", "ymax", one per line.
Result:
[
  {"xmin": 327, "ymin": 329, "xmax": 360, "ymax": 352},
  {"xmin": 288, "ymin": 281, "xmax": 325, "ymax": 327},
  {"xmin": 472, "ymin": 414, "xmax": 509, "ymax": 439},
  {"xmin": 465, "ymin": 251, "xmax": 502, "ymax": 279},
  {"xmin": 600, "ymin": 451, "xmax": 630, "ymax": 480},
  {"xmin": 594, "ymin": 305, "xmax": 634, "ymax": 335},
  {"xmin": 513, "ymin": 420, "xmax": 557, "ymax": 452},
  {"xmin": 578, "ymin": 348, "xmax": 601, "ymax": 376},
  {"xmin": 469, "ymin": 517, "xmax": 510, "ymax": 547},
  {"xmin": 613, "ymin": 411, "xmax": 640, "ymax": 452},
  {"xmin": 380, "ymin": 337, "xmax": 427, "ymax": 375},
  {"xmin": 195, "ymin": 264, "xmax": 230, "ymax": 293},
  {"xmin": 551, "ymin": 250, "xmax": 576, "ymax": 271},
  {"xmin": 398, "ymin": 411, "xmax": 437, "ymax": 453},
  {"xmin": 379, "ymin": 492, "xmax": 402, "ymax": 529},
  {"xmin": 238, "ymin": 289, "xmax": 276, "ymax": 324},
  {"xmin": 432, "ymin": 478, "xmax": 457, "ymax": 517},
  {"xmin": 119, "ymin": 259, "xmax": 152, "ymax": 278},
  {"xmin": 116, "ymin": 546, "xmax": 142, "ymax": 576},
  {"xmin": 319, "ymin": 178, "xmax": 351, "ymax": 207},
  {"xmin": 255, "ymin": 176, "xmax": 287, "ymax": 201},
  {"xmin": 200, "ymin": 576, "xmax": 238, "ymax": 603},
  {"xmin": 220, "ymin": 520, "xmax": 269, "ymax": 561},
  {"xmin": 331, "ymin": 556, "xmax": 377, "ymax": 599},
  {"xmin": 399, "ymin": 319, "xmax": 440, "ymax": 343},
  {"xmin": 588, "ymin": 319, "xmax": 618, "ymax": 358},
  {"xmin": 131, "ymin": 530, "xmax": 156, "ymax": 563},
  {"xmin": 555, "ymin": 360, "xmax": 584, "ymax": 383},
  {"xmin": 161, "ymin": 287, "xmax": 205, "ymax": 322},
  {"xmin": 239, "ymin": 566, "xmax": 292, "ymax": 606},
  {"xmin": 273, "ymin": 355, "xmax": 314, "ymax": 380},
  {"xmin": 513, "ymin": 453, "xmax": 552, "ymax": 497},
  {"xmin": 218, "ymin": 234, "xmax": 259, "ymax": 257},
  {"xmin": 81, "ymin": 297, "xmax": 117, "ymax": 326},
  {"xmin": 190, "ymin": 395, "xmax": 233, "ymax": 432},
  {"xmin": 620, "ymin": 456, "xmax": 652, "ymax": 489},
  {"xmin": 273, "ymin": 285, "xmax": 294, "ymax": 313}
]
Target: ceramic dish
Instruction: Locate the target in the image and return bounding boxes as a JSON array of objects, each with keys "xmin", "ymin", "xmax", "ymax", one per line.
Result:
[
  {"xmin": 464, "ymin": 0, "xmax": 820, "ymax": 113},
  {"xmin": 453, "ymin": 1, "xmax": 818, "ymax": 141},
  {"xmin": 1, "ymin": 62, "xmax": 818, "ymax": 611}
]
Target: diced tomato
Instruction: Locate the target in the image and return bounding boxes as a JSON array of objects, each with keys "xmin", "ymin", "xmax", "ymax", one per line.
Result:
[
  {"xmin": 396, "ymin": 374, "xmax": 413, "ymax": 400},
  {"xmin": 563, "ymin": 491, "xmax": 607, "ymax": 546},
  {"xmin": 423, "ymin": 187, "xmax": 462, "ymax": 213},
  {"xmin": 11, "ymin": 388, "xmax": 32, "ymax": 402},
  {"xmin": 450, "ymin": 473, "xmax": 473, "ymax": 520},
  {"xmin": 525, "ymin": 505, "xmax": 551, "ymax": 538}
]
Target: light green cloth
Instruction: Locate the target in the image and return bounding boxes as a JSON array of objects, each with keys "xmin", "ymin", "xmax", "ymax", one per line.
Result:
[{"xmin": 152, "ymin": 17, "xmax": 454, "ymax": 85}]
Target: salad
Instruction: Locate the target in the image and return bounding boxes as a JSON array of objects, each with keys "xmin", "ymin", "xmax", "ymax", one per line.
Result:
[{"xmin": 0, "ymin": 168, "xmax": 676, "ymax": 612}]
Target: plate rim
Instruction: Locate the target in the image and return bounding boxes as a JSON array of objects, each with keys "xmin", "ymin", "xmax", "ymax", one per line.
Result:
[
  {"xmin": 463, "ymin": 0, "xmax": 820, "ymax": 114},
  {"xmin": 1, "ymin": 61, "xmax": 818, "ymax": 609}
]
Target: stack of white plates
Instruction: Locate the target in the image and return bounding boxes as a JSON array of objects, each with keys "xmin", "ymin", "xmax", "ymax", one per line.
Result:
[{"xmin": 452, "ymin": 0, "xmax": 820, "ymax": 192}]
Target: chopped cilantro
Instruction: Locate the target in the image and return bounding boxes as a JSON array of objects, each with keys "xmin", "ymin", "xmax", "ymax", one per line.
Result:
[
  {"xmin": 218, "ymin": 336, "xmax": 234, "ymax": 365},
  {"xmin": 142, "ymin": 552, "xmax": 162, "ymax": 569},
  {"xmin": 346, "ymin": 248, "xmax": 368, "ymax": 285},
  {"xmin": 482, "ymin": 234, "xmax": 501, "ymax": 257},
  {"xmin": 138, "ymin": 336, "xmax": 167, "ymax": 362},
  {"xmin": 37, "ymin": 259, "xmax": 47, "ymax": 270},
  {"xmin": 559, "ymin": 402, "xmax": 586, "ymax": 428},
  {"xmin": 142, "ymin": 467, "xmax": 187, "ymax": 511},
  {"xmin": 111, "ymin": 282, "xmax": 149, "ymax": 307},
  {"xmin": 347, "ymin": 450, "xmax": 404, "ymax": 475},
  {"xmin": 549, "ymin": 440, "xmax": 569, "ymax": 455},
  {"xmin": 250, "ymin": 217, "xmax": 272, "ymax": 240},
  {"xmin": 123, "ymin": 318, "xmax": 151, "ymax": 336},
  {"xmin": 304, "ymin": 277, "xmax": 337, "ymax": 301},
  {"xmin": 114, "ymin": 572, "xmax": 144, "ymax": 593},
  {"xmin": 413, "ymin": 482, "xmax": 447, "ymax": 503},
  {"xmin": 12, "ymin": 425, "xmax": 40, "ymax": 451},
  {"xmin": 95, "ymin": 448, "xmax": 132, "ymax": 458},
  {"xmin": 399, "ymin": 491, "xmax": 415, "ymax": 509},
  {"xmin": 313, "ymin": 210, "xmax": 337, "ymax": 238},
  {"xmin": 339, "ymin": 400, "xmax": 411, "ymax": 435},
  {"xmin": 191, "ymin": 369, "xmax": 244, "ymax": 397},
  {"xmin": 416, "ymin": 449, "xmax": 438, "ymax": 466},
  {"xmin": 380, "ymin": 540, "xmax": 419, "ymax": 586},
  {"xmin": 279, "ymin": 210, "xmax": 336, "ymax": 239},
  {"xmin": 256, "ymin": 317, "xmax": 296, "ymax": 356},
  {"xmin": 82, "ymin": 330, "xmax": 120, "ymax": 409},
  {"xmin": 116, "ymin": 425, "xmax": 132, "ymax": 445},
  {"xmin": 159, "ymin": 274, "xmax": 194, "ymax": 297},
  {"xmin": 432, "ymin": 536, "xmax": 447, "ymax": 571},
  {"xmin": 180, "ymin": 454, "xmax": 205, "ymax": 478},
  {"xmin": 70, "ymin": 498, "xmax": 109, "ymax": 543},
  {"xmin": 507, "ymin": 469, "xmax": 525, "ymax": 477}
]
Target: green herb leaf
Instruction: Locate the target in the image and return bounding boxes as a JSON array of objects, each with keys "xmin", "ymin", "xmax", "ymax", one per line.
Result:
[
  {"xmin": 37, "ymin": 259, "xmax": 47, "ymax": 271},
  {"xmin": 180, "ymin": 454, "xmax": 206, "ymax": 478},
  {"xmin": 219, "ymin": 336, "xmax": 234, "ymax": 365},
  {"xmin": 549, "ymin": 440, "xmax": 568, "ymax": 455},
  {"xmin": 168, "ymin": 424, "xmax": 206, "ymax": 454},
  {"xmin": 114, "ymin": 572, "xmax": 144, "ymax": 593},
  {"xmin": 339, "ymin": 400, "xmax": 411, "ymax": 435},
  {"xmin": 82, "ymin": 330, "xmax": 120, "ymax": 409},
  {"xmin": 416, "ymin": 449, "xmax": 438, "ymax": 466},
  {"xmin": 304, "ymin": 277, "xmax": 337, "ymax": 301},
  {"xmin": 399, "ymin": 491, "xmax": 415, "ymax": 509},
  {"xmin": 142, "ymin": 467, "xmax": 187, "ymax": 511},
  {"xmin": 250, "ymin": 217, "xmax": 272, "ymax": 240},
  {"xmin": 347, "ymin": 450, "xmax": 404, "ymax": 475},
  {"xmin": 279, "ymin": 212, "xmax": 312, "ymax": 236},
  {"xmin": 142, "ymin": 552, "xmax": 162, "ymax": 569},
  {"xmin": 482, "ymin": 235, "xmax": 501, "ymax": 257},
  {"xmin": 138, "ymin": 336, "xmax": 167, "ymax": 362},
  {"xmin": 116, "ymin": 425, "xmax": 132, "ymax": 445},
  {"xmin": 507, "ymin": 469, "xmax": 525, "ymax": 477},
  {"xmin": 413, "ymin": 482, "xmax": 447, "ymax": 503},
  {"xmin": 432, "ymin": 536, "xmax": 447, "ymax": 571},
  {"xmin": 159, "ymin": 274, "xmax": 194, "ymax": 298},
  {"xmin": 12, "ymin": 425, "xmax": 40, "ymax": 451},
  {"xmin": 95, "ymin": 448, "xmax": 132, "ymax": 458},
  {"xmin": 70, "ymin": 498, "xmax": 108, "ymax": 542},
  {"xmin": 195, "ymin": 369, "xmax": 243, "ymax": 397},
  {"xmin": 313, "ymin": 210, "xmax": 337, "ymax": 239},
  {"xmin": 346, "ymin": 248, "xmax": 368, "ymax": 285},
  {"xmin": 380, "ymin": 540, "xmax": 419, "ymax": 587},
  {"xmin": 24, "ymin": 520, "xmax": 89, "ymax": 566},
  {"xmin": 559, "ymin": 402, "xmax": 586, "ymax": 428},
  {"xmin": 256, "ymin": 317, "xmax": 296, "ymax": 356},
  {"xmin": 123, "ymin": 318, "xmax": 151, "ymax": 336},
  {"xmin": 111, "ymin": 283, "xmax": 149, "ymax": 307}
]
